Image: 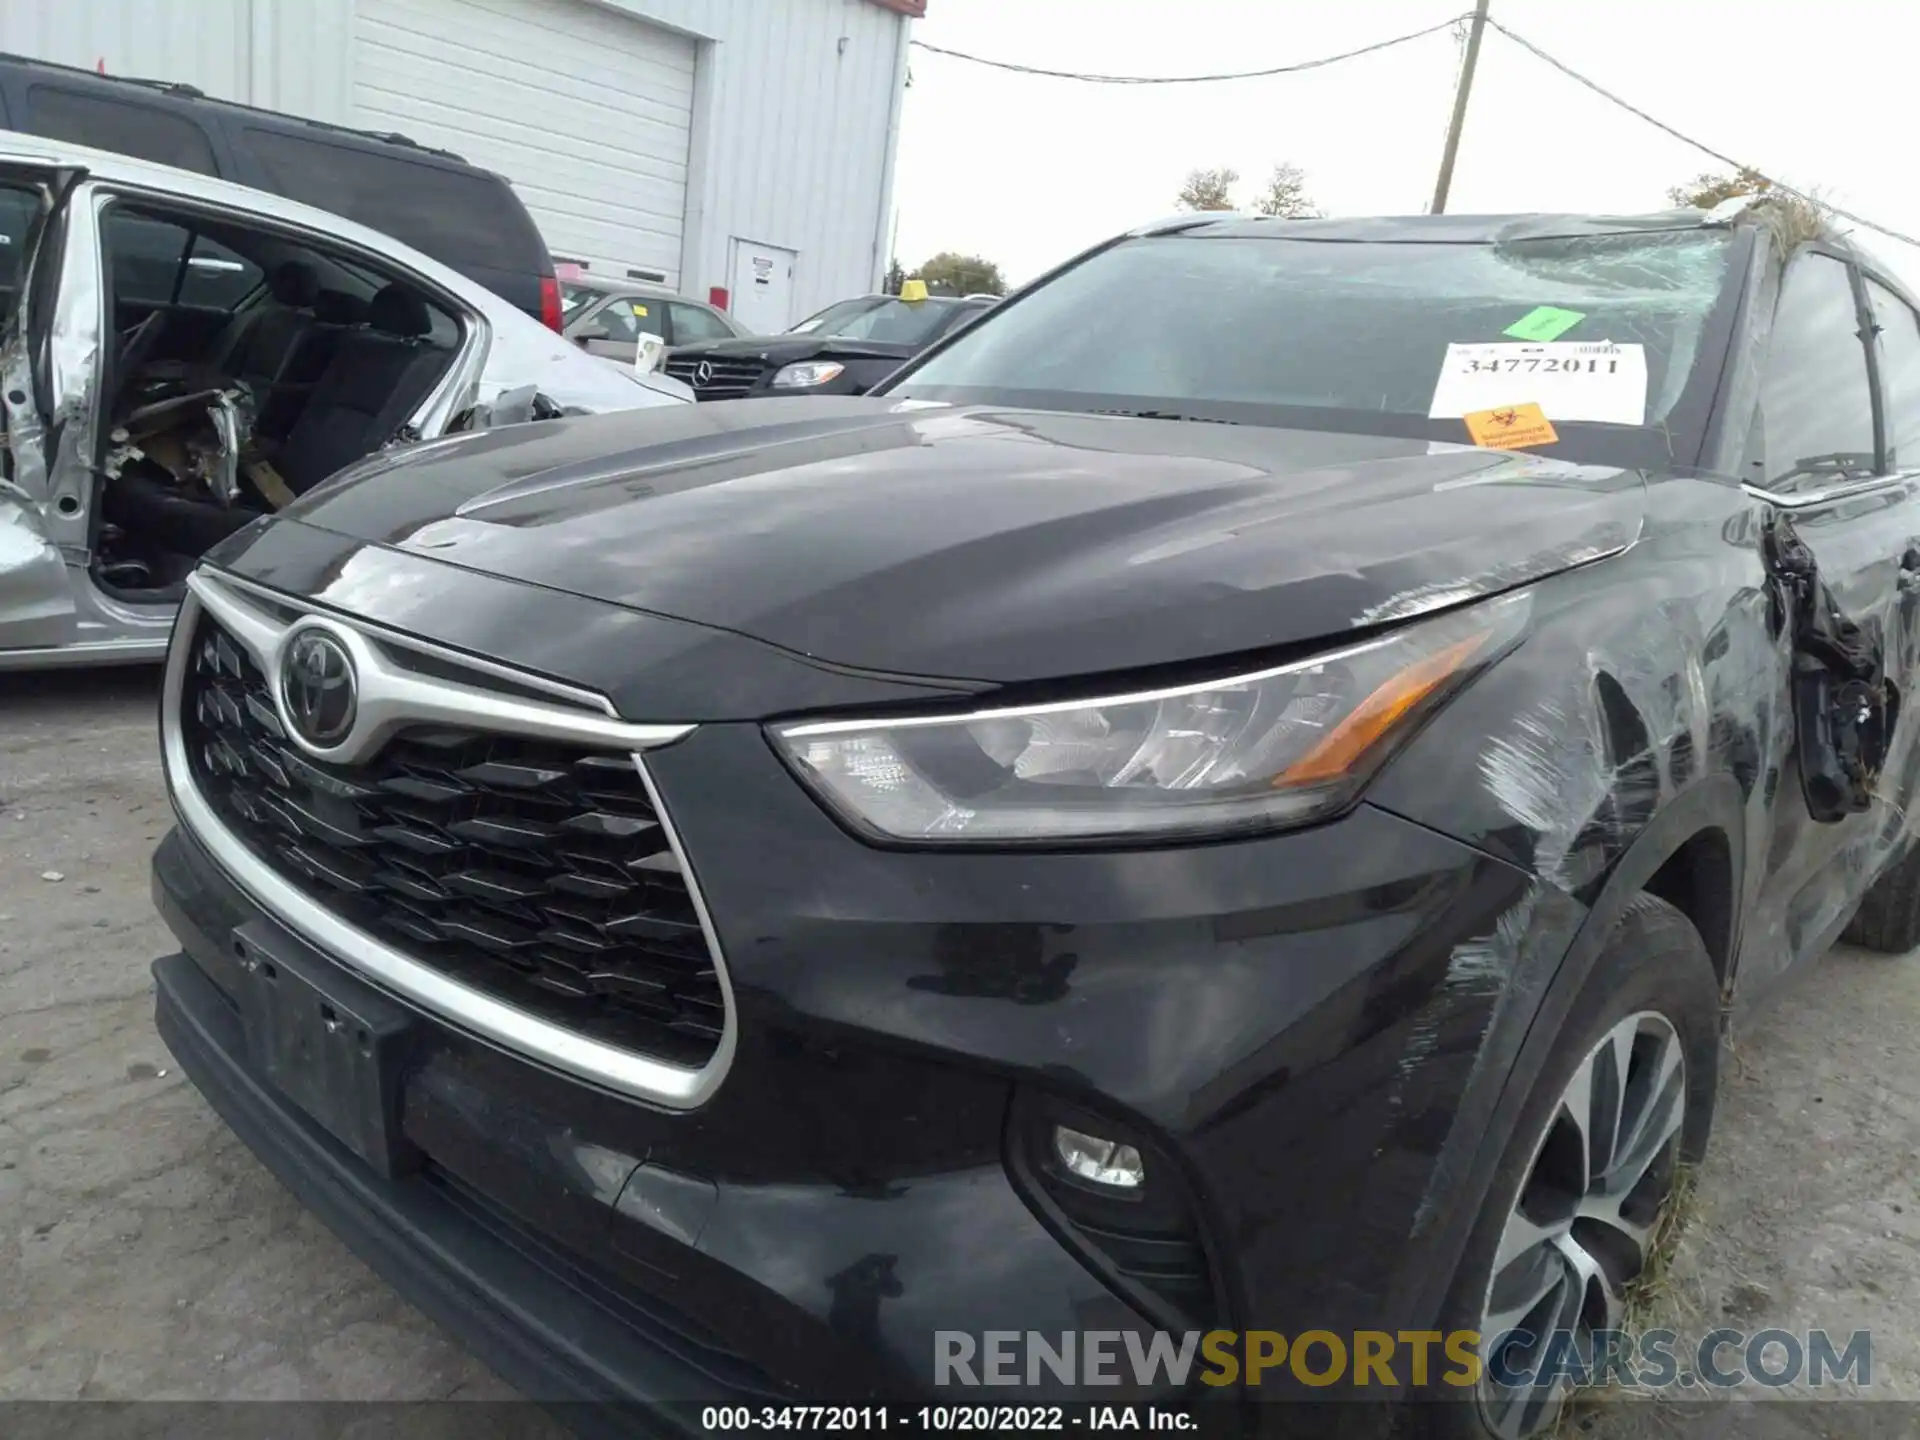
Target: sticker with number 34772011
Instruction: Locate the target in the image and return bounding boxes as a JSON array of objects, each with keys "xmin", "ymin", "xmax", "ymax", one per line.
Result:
[{"xmin": 1428, "ymin": 341, "xmax": 1647, "ymax": 426}]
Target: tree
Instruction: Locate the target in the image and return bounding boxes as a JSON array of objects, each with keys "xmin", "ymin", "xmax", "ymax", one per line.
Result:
[
  {"xmin": 1252, "ymin": 162, "xmax": 1320, "ymax": 219},
  {"xmin": 1176, "ymin": 166, "xmax": 1239, "ymax": 212},
  {"xmin": 1668, "ymin": 167, "xmax": 1772, "ymax": 210},
  {"xmin": 913, "ymin": 251, "xmax": 1006, "ymax": 297},
  {"xmin": 883, "ymin": 257, "xmax": 906, "ymax": 296}
]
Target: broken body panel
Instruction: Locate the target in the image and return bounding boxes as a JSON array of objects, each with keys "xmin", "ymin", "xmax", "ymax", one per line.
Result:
[
  {"xmin": 1356, "ymin": 226, "xmax": 1920, "ymax": 1324},
  {"xmin": 0, "ymin": 160, "xmax": 89, "ymax": 651}
]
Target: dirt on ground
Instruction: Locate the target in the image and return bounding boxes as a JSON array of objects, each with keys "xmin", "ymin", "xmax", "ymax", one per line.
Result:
[{"xmin": 2, "ymin": 666, "xmax": 1918, "ymax": 1437}]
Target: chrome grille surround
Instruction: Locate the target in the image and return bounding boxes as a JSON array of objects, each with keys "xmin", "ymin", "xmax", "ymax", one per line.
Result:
[
  {"xmin": 662, "ymin": 354, "xmax": 771, "ymax": 400},
  {"xmin": 160, "ymin": 567, "xmax": 737, "ymax": 1106}
]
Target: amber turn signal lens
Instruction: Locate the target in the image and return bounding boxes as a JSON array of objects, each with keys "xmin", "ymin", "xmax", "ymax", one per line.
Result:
[{"xmin": 1276, "ymin": 632, "xmax": 1490, "ymax": 787}]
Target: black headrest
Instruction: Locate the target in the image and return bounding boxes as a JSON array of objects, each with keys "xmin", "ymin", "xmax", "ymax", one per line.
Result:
[
  {"xmin": 267, "ymin": 261, "xmax": 320, "ymax": 308},
  {"xmin": 312, "ymin": 289, "xmax": 366, "ymax": 326},
  {"xmin": 367, "ymin": 283, "xmax": 432, "ymax": 338}
]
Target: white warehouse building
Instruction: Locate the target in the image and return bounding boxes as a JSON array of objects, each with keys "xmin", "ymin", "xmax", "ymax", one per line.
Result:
[{"xmin": 0, "ymin": 0, "xmax": 921, "ymax": 332}]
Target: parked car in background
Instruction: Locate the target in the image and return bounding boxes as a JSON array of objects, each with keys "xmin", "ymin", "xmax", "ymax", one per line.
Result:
[
  {"xmin": 561, "ymin": 273, "xmax": 747, "ymax": 366},
  {"xmin": 144, "ymin": 201, "xmax": 1920, "ymax": 1433},
  {"xmin": 0, "ymin": 51, "xmax": 565, "ymax": 328},
  {"xmin": 663, "ymin": 282, "xmax": 994, "ymax": 399},
  {"xmin": 0, "ymin": 134, "xmax": 688, "ymax": 672}
]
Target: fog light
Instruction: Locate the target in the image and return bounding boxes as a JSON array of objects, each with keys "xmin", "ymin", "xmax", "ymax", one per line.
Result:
[{"xmin": 1053, "ymin": 1125, "xmax": 1145, "ymax": 1189}]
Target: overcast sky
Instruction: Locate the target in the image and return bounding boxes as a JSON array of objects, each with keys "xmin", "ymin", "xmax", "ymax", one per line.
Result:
[{"xmin": 892, "ymin": 0, "xmax": 1920, "ymax": 292}]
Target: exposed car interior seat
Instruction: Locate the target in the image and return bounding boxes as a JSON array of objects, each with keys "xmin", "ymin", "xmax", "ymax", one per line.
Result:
[
  {"xmin": 275, "ymin": 283, "xmax": 447, "ymax": 493},
  {"xmin": 93, "ymin": 204, "xmax": 460, "ymax": 599},
  {"xmin": 105, "ymin": 283, "xmax": 451, "ymax": 563},
  {"xmin": 104, "ymin": 464, "xmax": 270, "ymax": 562},
  {"xmin": 252, "ymin": 286, "xmax": 367, "ymax": 437},
  {"xmin": 215, "ymin": 259, "xmax": 320, "ymax": 392},
  {"xmin": 313, "ymin": 288, "xmax": 370, "ymax": 328}
]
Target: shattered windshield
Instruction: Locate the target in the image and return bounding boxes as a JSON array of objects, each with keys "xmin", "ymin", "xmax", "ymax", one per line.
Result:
[
  {"xmin": 788, "ymin": 297, "xmax": 961, "ymax": 345},
  {"xmin": 889, "ymin": 229, "xmax": 1735, "ymax": 454}
]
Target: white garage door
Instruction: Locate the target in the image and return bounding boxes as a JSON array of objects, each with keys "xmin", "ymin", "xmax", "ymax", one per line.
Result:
[{"xmin": 353, "ymin": 0, "xmax": 694, "ymax": 285}]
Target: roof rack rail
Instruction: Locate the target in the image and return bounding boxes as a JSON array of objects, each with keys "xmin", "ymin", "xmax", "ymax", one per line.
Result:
[
  {"xmin": 0, "ymin": 50, "xmax": 472, "ymax": 164},
  {"xmin": 117, "ymin": 75, "xmax": 205, "ymax": 99}
]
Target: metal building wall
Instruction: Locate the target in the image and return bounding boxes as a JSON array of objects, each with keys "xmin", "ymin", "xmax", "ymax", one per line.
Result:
[
  {"xmin": 0, "ymin": 0, "xmax": 354, "ymax": 123},
  {"xmin": 0, "ymin": 0, "xmax": 911, "ymax": 315},
  {"xmin": 610, "ymin": 0, "xmax": 911, "ymax": 310}
]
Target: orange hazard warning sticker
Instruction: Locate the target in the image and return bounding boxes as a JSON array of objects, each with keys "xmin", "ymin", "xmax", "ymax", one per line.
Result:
[{"xmin": 1463, "ymin": 402, "xmax": 1559, "ymax": 450}]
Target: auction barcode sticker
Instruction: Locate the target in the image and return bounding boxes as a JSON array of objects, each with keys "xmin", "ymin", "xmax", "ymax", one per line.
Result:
[{"xmin": 1428, "ymin": 341, "xmax": 1648, "ymax": 426}]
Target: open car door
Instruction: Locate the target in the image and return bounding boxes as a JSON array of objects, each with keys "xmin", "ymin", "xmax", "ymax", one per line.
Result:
[{"xmin": 0, "ymin": 163, "xmax": 86, "ymax": 654}]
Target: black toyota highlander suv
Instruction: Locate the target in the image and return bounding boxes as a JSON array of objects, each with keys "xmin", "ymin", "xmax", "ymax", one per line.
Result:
[{"xmin": 151, "ymin": 205, "xmax": 1920, "ymax": 1437}]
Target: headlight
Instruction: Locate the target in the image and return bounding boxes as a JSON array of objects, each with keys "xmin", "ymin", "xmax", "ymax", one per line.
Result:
[
  {"xmin": 771, "ymin": 592, "xmax": 1529, "ymax": 844},
  {"xmin": 771, "ymin": 361, "xmax": 846, "ymax": 388}
]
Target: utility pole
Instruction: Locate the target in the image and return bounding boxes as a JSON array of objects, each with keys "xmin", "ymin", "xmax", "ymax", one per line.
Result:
[{"xmin": 1430, "ymin": 0, "xmax": 1491, "ymax": 215}]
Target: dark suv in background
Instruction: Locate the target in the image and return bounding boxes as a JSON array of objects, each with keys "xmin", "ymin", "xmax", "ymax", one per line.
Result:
[{"xmin": 0, "ymin": 52, "xmax": 562, "ymax": 328}]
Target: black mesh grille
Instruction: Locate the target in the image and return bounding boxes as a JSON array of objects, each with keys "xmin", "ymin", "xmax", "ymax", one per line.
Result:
[
  {"xmin": 663, "ymin": 354, "xmax": 770, "ymax": 400},
  {"xmin": 180, "ymin": 611, "xmax": 725, "ymax": 1067}
]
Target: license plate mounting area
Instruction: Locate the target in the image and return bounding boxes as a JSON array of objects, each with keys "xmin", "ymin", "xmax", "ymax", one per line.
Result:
[{"xmin": 234, "ymin": 922, "xmax": 420, "ymax": 1178}]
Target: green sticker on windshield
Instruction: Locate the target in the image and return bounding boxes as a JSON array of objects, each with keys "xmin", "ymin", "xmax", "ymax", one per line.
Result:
[{"xmin": 1503, "ymin": 306, "xmax": 1586, "ymax": 342}]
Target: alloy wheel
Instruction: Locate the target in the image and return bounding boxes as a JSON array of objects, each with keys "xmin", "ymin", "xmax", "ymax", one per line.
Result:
[{"xmin": 1476, "ymin": 1010, "xmax": 1688, "ymax": 1438}]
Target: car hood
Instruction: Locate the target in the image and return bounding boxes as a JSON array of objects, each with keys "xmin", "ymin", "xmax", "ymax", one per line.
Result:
[{"xmin": 277, "ymin": 399, "xmax": 1645, "ymax": 686}]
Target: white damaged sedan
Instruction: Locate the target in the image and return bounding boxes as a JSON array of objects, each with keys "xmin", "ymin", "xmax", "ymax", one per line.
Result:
[{"xmin": 0, "ymin": 133, "xmax": 690, "ymax": 671}]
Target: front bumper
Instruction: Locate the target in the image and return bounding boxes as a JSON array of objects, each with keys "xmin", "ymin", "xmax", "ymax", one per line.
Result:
[
  {"xmin": 154, "ymin": 950, "xmax": 727, "ymax": 1431},
  {"xmin": 153, "ymin": 716, "xmax": 1536, "ymax": 1411}
]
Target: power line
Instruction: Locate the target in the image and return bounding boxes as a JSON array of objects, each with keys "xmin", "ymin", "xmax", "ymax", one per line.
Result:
[
  {"xmin": 906, "ymin": 11, "xmax": 1920, "ymax": 254},
  {"xmin": 1486, "ymin": 18, "xmax": 1920, "ymax": 252},
  {"xmin": 907, "ymin": 15, "xmax": 1469, "ymax": 85}
]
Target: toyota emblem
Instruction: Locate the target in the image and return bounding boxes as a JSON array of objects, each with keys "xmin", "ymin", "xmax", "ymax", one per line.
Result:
[
  {"xmin": 694, "ymin": 360, "xmax": 714, "ymax": 387},
  {"xmin": 280, "ymin": 628, "xmax": 358, "ymax": 748}
]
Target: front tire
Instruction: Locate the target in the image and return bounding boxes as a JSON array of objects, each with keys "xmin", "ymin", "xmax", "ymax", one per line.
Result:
[{"xmin": 1413, "ymin": 893, "xmax": 1721, "ymax": 1438}]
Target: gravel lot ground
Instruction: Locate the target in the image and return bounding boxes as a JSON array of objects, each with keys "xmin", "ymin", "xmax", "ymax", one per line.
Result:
[{"xmin": 3, "ymin": 666, "xmax": 1918, "ymax": 1438}]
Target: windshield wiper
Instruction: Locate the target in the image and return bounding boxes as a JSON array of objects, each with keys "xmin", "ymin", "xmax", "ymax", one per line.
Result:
[{"xmin": 1767, "ymin": 452, "xmax": 1878, "ymax": 489}]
